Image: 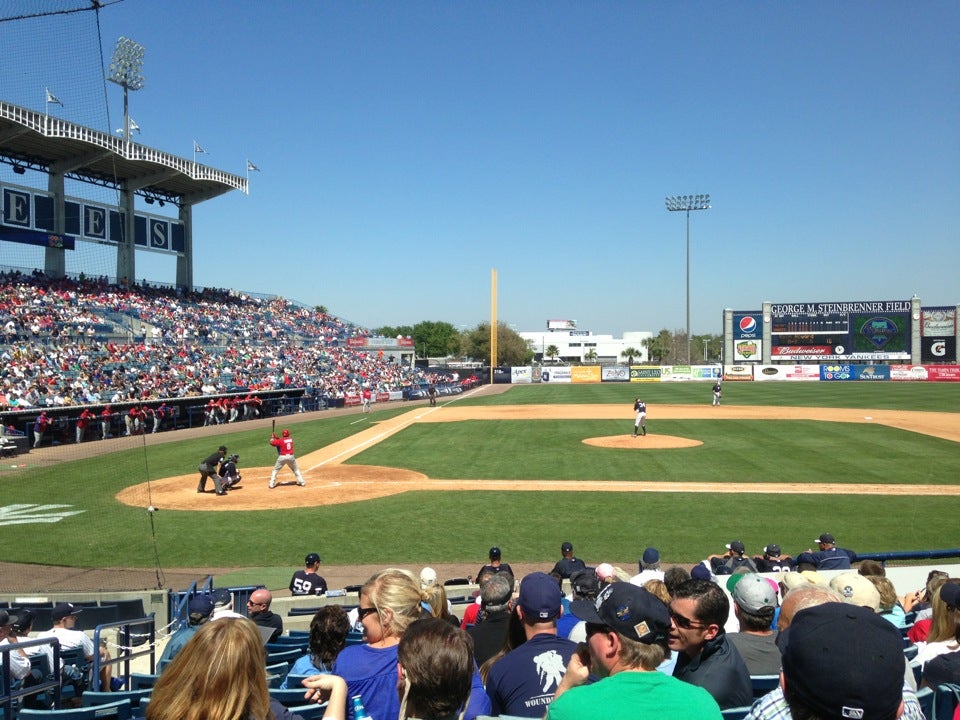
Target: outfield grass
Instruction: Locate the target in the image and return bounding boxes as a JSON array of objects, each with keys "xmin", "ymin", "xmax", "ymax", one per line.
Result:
[{"xmin": 0, "ymin": 382, "xmax": 957, "ymax": 571}]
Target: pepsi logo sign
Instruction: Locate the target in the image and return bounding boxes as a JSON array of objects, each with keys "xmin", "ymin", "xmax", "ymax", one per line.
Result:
[{"xmin": 739, "ymin": 316, "xmax": 757, "ymax": 333}]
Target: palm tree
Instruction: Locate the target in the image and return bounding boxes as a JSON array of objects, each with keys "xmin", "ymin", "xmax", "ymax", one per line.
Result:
[
  {"xmin": 584, "ymin": 349, "xmax": 597, "ymax": 363},
  {"xmin": 545, "ymin": 344, "xmax": 560, "ymax": 362},
  {"xmin": 621, "ymin": 347, "xmax": 641, "ymax": 365}
]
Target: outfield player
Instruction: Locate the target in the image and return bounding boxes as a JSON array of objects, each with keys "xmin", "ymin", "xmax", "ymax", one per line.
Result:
[
  {"xmin": 269, "ymin": 428, "xmax": 306, "ymax": 488},
  {"xmin": 633, "ymin": 398, "xmax": 647, "ymax": 436},
  {"xmin": 712, "ymin": 381, "xmax": 722, "ymax": 406}
]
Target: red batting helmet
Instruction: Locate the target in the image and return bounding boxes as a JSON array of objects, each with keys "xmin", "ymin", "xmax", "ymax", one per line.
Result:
[{"xmin": 282, "ymin": 429, "xmax": 290, "ymax": 437}]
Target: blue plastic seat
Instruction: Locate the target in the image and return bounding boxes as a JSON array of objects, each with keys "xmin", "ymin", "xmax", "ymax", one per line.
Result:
[{"xmin": 17, "ymin": 699, "xmax": 132, "ymax": 720}]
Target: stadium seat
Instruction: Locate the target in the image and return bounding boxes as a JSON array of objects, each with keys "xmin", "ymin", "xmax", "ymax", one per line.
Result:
[
  {"xmin": 81, "ymin": 689, "xmax": 152, "ymax": 712},
  {"xmin": 751, "ymin": 674, "xmax": 780, "ymax": 698},
  {"xmin": 287, "ymin": 607, "xmax": 323, "ymax": 616},
  {"xmin": 720, "ymin": 707, "xmax": 752, "ymax": 720},
  {"xmin": 917, "ymin": 687, "xmax": 935, "ymax": 720},
  {"xmin": 266, "ymin": 636, "xmax": 310, "ymax": 648},
  {"xmin": 286, "ymin": 703, "xmax": 328, "ymax": 719},
  {"xmin": 265, "ymin": 649, "xmax": 301, "ymax": 667},
  {"xmin": 266, "ymin": 662, "xmax": 291, "ymax": 688},
  {"xmin": 17, "ymin": 699, "xmax": 132, "ymax": 720},
  {"xmin": 128, "ymin": 673, "xmax": 161, "ymax": 690},
  {"xmin": 282, "ymin": 674, "xmax": 314, "ymax": 690},
  {"xmin": 75, "ymin": 605, "xmax": 118, "ymax": 631},
  {"xmin": 110, "ymin": 599, "xmax": 146, "ymax": 622},
  {"xmin": 934, "ymin": 684, "xmax": 960, "ymax": 720},
  {"xmin": 269, "ymin": 688, "xmax": 314, "ymax": 707}
]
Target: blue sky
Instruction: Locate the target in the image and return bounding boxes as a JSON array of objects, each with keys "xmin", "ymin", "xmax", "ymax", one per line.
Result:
[{"xmin": 3, "ymin": 1, "xmax": 958, "ymax": 336}]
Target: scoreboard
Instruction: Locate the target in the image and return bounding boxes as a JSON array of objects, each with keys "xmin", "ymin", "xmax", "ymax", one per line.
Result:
[{"xmin": 768, "ymin": 300, "xmax": 911, "ymax": 361}]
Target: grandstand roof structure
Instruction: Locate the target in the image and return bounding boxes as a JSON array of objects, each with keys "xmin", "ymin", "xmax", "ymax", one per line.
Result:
[
  {"xmin": 0, "ymin": 100, "xmax": 248, "ymax": 288},
  {"xmin": 0, "ymin": 100, "xmax": 247, "ymax": 203}
]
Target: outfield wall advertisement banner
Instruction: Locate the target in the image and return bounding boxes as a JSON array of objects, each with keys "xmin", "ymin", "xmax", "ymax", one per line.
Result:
[
  {"xmin": 890, "ymin": 365, "xmax": 960, "ymax": 382},
  {"xmin": 571, "ymin": 366, "xmax": 601, "ymax": 383},
  {"xmin": 511, "ymin": 367, "xmax": 533, "ymax": 384},
  {"xmin": 541, "ymin": 366, "xmax": 572, "ymax": 383},
  {"xmin": 754, "ymin": 365, "xmax": 821, "ymax": 382},
  {"xmin": 601, "ymin": 366, "xmax": 630, "ymax": 382},
  {"xmin": 723, "ymin": 365, "xmax": 755, "ymax": 381},
  {"xmin": 820, "ymin": 364, "xmax": 890, "ymax": 381},
  {"xmin": 630, "ymin": 366, "xmax": 661, "ymax": 382}
]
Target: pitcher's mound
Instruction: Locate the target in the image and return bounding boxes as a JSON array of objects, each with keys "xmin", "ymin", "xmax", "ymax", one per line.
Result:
[{"xmin": 583, "ymin": 435, "xmax": 703, "ymax": 449}]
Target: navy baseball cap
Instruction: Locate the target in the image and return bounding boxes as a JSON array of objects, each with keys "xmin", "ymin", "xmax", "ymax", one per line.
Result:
[
  {"xmin": 51, "ymin": 602, "xmax": 82, "ymax": 622},
  {"xmin": 561, "ymin": 542, "xmax": 574, "ymax": 553},
  {"xmin": 189, "ymin": 595, "xmax": 214, "ymax": 617},
  {"xmin": 0, "ymin": 610, "xmax": 15, "ymax": 627},
  {"xmin": 519, "ymin": 572, "xmax": 562, "ymax": 620},
  {"xmin": 764, "ymin": 544, "xmax": 782, "ymax": 558},
  {"xmin": 211, "ymin": 588, "xmax": 232, "ymax": 608},
  {"xmin": 642, "ymin": 547, "xmax": 660, "ymax": 565},
  {"xmin": 815, "ymin": 533, "xmax": 835, "ymax": 544},
  {"xmin": 571, "ymin": 582, "xmax": 669, "ymax": 644},
  {"xmin": 489, "ymin": 546, "xmax": 501, "ymax": 560},
  {"xmin": 781, "ymin": 603, "xmax": 904, "ymax": 720},
  {"xmin": 940, "ymin": 582, "xmax": 960, "ymax": 609},
  {"xmin": 726, "ymin": 540, "xmax": 746, "ymax": 554},
  {"xmin": 305, "ymin": 553, "xmax": 321, "ymax": 565}
]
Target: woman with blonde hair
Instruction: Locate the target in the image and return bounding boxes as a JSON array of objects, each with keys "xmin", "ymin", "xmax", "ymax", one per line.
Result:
[
  {"xmin": 325, "ymin": 568, "xmax": 490, "ymax": 720},
  {"xmin": 147, "ymin": 617, "xmax": 305, "ymax": 720}
]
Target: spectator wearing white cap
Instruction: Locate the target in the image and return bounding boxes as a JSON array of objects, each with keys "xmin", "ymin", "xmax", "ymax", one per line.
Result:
[{"xmin": 727, "ymin": 574, "xmax": 781, "ymax": 676}]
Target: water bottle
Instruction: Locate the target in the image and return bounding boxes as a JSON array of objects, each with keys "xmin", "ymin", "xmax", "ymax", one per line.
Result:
[{"xmin": 352, "ymin": 694, "xmax": 373, "ymax": 720}]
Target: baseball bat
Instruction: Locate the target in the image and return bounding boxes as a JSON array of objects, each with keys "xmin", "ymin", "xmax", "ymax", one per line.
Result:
[{"xmin": 272, "ymin": 418, "xmax": 276, "ymax": 435}]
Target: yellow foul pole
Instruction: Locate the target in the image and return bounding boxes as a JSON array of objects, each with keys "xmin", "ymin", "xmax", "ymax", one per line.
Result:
[{"xmin": 490, "ymin": 268, "xmax": 497, "ymax": 382}]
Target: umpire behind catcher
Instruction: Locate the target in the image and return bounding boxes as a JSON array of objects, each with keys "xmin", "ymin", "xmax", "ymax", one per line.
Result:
[{"xmin": 197, "ymin": 445, "xmax": 227, "ymax": 495}]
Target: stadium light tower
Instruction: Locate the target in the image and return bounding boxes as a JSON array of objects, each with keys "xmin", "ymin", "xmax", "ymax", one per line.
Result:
[
  {"xmin": 108, "ymin": 36, "xmax": 145, "ymax": 142},
  {"xmin": 665, "ymin": 193, "xmax": 711, "ymax": 364}
]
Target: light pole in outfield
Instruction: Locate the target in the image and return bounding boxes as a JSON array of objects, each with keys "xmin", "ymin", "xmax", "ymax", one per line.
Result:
[{"xmin": 665, "ymin": 194, "xmax": 711, "ymax": 364}]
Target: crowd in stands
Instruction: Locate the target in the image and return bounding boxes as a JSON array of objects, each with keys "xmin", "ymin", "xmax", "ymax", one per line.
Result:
[
  {"xmin": 0, "ymin": 269, "xmax": 465, "ymax": 431},
  {"xmin": 3, "ymin": 538, "xmax": 959, "ymax": 720}
]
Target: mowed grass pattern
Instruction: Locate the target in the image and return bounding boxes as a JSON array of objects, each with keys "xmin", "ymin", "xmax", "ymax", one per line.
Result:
[{"xmin": 0, "ymin": 381, "xmax": 956, "ymax": 569}]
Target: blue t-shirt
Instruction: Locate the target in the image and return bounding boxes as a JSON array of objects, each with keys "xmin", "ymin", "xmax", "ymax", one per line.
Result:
[
  {"xmin": 486, "ymin": 633, "xmax": 578, "ymax": 717},
  {"xmin": 280, "ymin": 654, "xmax": 331, "ymax": 689}
]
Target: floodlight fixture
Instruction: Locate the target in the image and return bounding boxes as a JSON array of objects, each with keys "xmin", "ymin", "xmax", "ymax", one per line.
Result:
[
  {"xmin": 665, "ymin": 192, "xmax": 712, "ymax": 364},
  {"xmin": 108, "ymin": 36, "xmax": 146, "ymax": 142},
  {"xmin": 12, "ymin": 164, "xmax": 26, "ymax": 175}
]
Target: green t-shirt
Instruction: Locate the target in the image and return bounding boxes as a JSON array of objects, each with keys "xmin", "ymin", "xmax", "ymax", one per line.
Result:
[{"xmin": 546, "ymin": 669, "xmax": 722, "ymax": 720}]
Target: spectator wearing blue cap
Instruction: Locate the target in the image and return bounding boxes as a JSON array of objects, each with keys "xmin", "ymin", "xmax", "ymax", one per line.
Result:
[
  {"xmin": 795, "ymin": 533, "xmax": 858, "ymax": 571},
  {"xmin": 631, "ymin": 547, "xmax": 665, "ymax": 587},
  {"xmin": 485, "ymin": 572, "xmax": 578, "ymax": 718},
  {"xmin": 477, "ymin": 546, "xmax": 514, "ymax": 580},
  {"xmin": 160, "ymin": 594, "xmax": 214, "ymax": 665},
  {"xmin": 550, "ymin": 542, "xmax": 586, "ymax": 580},
  {"xmin": 547, "ymin": 582, "xmax": 721, "ymax": 720}
]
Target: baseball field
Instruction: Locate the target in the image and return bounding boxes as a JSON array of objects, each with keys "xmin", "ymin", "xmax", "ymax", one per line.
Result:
[{"xmin": 1, "ymin": 380, "xmax": 958, "ymax": 593}]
